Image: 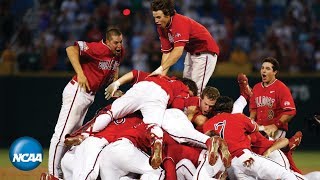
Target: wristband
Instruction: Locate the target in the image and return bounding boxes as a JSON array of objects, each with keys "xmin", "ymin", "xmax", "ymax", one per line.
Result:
[{"xmin": 258, "ymin": 125, "xmax": 265, "ymax": 131}]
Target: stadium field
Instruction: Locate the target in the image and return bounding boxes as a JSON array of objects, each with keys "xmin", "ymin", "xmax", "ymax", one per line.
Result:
[{"xmin": 0, "ymin": 149, "xmax": 319, "ymax": 179}]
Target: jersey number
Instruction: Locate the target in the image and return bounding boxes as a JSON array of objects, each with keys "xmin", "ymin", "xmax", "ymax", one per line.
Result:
[{"xmin": 214, "ymin": 120, "xmax": 226, "ymax": 139}]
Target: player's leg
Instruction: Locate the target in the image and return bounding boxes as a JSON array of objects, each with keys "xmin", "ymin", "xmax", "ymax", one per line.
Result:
[
  {"xmin": 49, "ymin": 82, "xmax": 94, "ymax": 177},
  {"xmin": 100, "ymin": 138, "xmax": 163, "ymax": 180},
  {"xmin": 183, "ymin": 52, "xmax": 192, "ymax": 80},
  {"xmin": 192, "ymin": 150, "xmax": 226, "ymax": 180},
  {"xmin": 175, "ymin": 159, "xmax": 196, "ymax": 180},
  {"xmin": 232, "ymin": 149, "xmax": 298, "ymax": 179},
  {"xmin": 60, "ymin": 146, "xmax": 76, "ymax": 180},
  {"xmin": 305, "ymin": 171, "xmax": 320, "ymax": 179},
  {"xmin": 162, "ymin": 108, "xmax": 209, "ymax": 148},
  {"xmin": 231, "ymin": 96, "xmax": 247, "ymax": 114},
  {"xmin": 111, "ymin": 81, "xmax": 169, "ymax": 125},
  {"xmin": 188, "ymin": 53, "xmax": 217, "ymax": 95},
  {"xmin": 72, "ymin": 137, "xmax": 108, "ymax": 180}
]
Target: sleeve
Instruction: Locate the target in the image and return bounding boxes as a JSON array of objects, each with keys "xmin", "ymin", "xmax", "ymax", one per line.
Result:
[
  {"xmin": 75, "ymin": 41, "xmax": 93, "ymax": 57},
  {"xmin": 243, "ymin": 115, "xmax": 257, "ymax": 133},
  {"xmin": 171, "ymin": 18, "xmax": 189, "ymax": 47},
  {"xmin": 157, "ymin": 28, "xmax": 173, "ymax": 53},
  {"xmin": 279, "ymin": 85, "xmax": 296, "ymax": 115},
  {"xmin": 131, "ymin": 69, "xmax": 149, "ymax": 84}
]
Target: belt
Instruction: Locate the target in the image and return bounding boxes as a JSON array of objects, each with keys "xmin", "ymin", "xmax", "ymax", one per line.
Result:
[
  {"xmin": 70, "ymin": 79, "xmax": 95, "ymax": 95},
  {"xmin": 192, "ymin": 52, "xmax": 217, "ymax": 56}
]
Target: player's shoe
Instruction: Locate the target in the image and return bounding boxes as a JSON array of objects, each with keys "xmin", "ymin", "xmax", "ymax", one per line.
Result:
[
  {"xmin": 40, "ymin": 173, "xmax": 59, "ymax": 180},
  {"xmin": 237, "ymin": 73, "xmax": 252, "ymax": 101},
  {"xmin": 150, "ymin": 139, "xmax": 163, "ymax": 169},
  {"xmin": 206, "ymin": 136, "xmax": 219, "ymax": 166},
  {"xmin": 218, "ymin": 138, "xmax": 231, "ymax": 168},
  {"xmin": 288, "ymin": 131, "xmax": 303, "ymax": 151},
  {"xmin": 64, "ymin": 134, "xmax": 84, "ymax": 146}
]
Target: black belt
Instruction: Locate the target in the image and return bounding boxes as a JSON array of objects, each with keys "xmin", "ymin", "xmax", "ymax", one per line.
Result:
[{"xmin": 192, "ymin": 52, "xmax": 217, "ymax": 56}]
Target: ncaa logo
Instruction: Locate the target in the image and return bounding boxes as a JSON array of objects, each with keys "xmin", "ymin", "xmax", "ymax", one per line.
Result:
[{"xmin": 9, "ymin": 136, "xmax": 43, "ymax": 171}]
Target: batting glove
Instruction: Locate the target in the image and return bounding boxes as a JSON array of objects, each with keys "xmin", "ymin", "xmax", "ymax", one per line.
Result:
[
  {"xmin": 105, "ymin": 80, "xmax": 121, "ymax": 100},
  {"xmin": 149, "ymin": 66, "xmax": 164, "ymax": 76}
]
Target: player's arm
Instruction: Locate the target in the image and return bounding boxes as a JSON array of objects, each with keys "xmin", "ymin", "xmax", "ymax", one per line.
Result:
[
  {"xmin": 263, "ymin": 137, "xmax": 289, "ymax": 157},
  {"xmin": 161, "ymin": 46, "xmax": 184, "ymax": 74},
  {"xmin": 66, "ymin": 45, "xmax": 90, "ymax": 91},
  {"xmin": 249, "ymin": 109, "xmax": 257, "ymax": 121},
  {"xmin": 113, "ymin": 66, "xmax": 119, "ymax": 81},
  {"xmin": 161, "ymin": 53, "xmax": 170, "ymax": 75},
  {"xmin": 150, "ymin": 46, "xmax": 184, "ymax": 76},
  {"xmin": 104, "ymin": 71, "xmax": 134, "ymax": 99},
  {"xmin": 192, "ymin": 114, "xmax": 208, "ymax": 127}
]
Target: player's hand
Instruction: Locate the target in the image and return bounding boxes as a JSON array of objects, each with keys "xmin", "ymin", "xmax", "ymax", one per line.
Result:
[
  {"xmin": 263, "ymin": 149, "xmax": 272, "ymax": 157},
  {"xmin": 77, "ymin": 73, "xmax": 91, "ymax": 92},
  {"xmin": 264, "ymin": 124, "xmax": 278, "ymax": 139},
  {"xmin": 148, "ymin": 66, "xmax": 163, "ymax": 77},
  {"xmin": 104, "ymin": 80, "xmax": 121, "ymax": 100}
]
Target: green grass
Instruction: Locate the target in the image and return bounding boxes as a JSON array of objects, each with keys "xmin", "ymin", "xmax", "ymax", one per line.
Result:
[{"xmin": 0, "ymin": 149, "xmax": 319, "ymax": 179}]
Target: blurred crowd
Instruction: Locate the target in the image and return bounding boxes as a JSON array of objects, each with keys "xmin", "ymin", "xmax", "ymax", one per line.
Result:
[{"xmin": 0, "ymin": 0, "xmax": 320, "ymax": 74}]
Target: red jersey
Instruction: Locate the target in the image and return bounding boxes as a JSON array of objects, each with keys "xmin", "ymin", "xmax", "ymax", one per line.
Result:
[
  {"xmin": 162, "ymin": 133, "xmax": 202, "ymax": 180},
  {"xmin": 249, "ymin": 132, "xmax": 273, "ymax": 155},
  {"xmin": 249, "ymin": 79, "xmax": 296, "ymax": 131},
  {"xmin": 157, "ymin": 13, "xmax": 219, "ymax": 55},
  {"xmin": 131, "ymin": 70, "xmax": 190, "ymax": 108},
  {"xmin": 203, "ymin": 113, "xmax": 257, "ymax": 157},
  {"xmin": 73, "ymin": 40, "xmax": 124, "ymax": 93}
]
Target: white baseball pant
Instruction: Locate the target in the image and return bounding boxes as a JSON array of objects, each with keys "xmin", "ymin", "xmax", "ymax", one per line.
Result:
[
  {"xmin": 184, "ymin": 52, "xmax": 217, "ymax": 95},
  {"xmin": 99, "ymin": 138, "xmax": 164, "ymax": 180},
  {"xmin": 49, "ymin": 80, "xmax": 94, "ymax": 177},
  {"xmin": 192, "ymin": 150, "xmax": 225, "ymax": 180},
  {"xmin": 92, "ymin": 81, "xmax": 169, "ymax": 137},
  {"xmin": 162, "ymin": 108, "xmax": 210, "ymax": 148},
  {"xmin": 61, "ymin": 136, "xmax": 108, "ymax": 180},
  {"xmin": 231, "ymin": 149, "xmax": 298, "ymax": 179}
]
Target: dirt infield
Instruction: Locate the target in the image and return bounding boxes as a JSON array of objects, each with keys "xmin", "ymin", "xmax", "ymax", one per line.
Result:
[{"xmin": 0, "ymin": 167, "xmax": 46, "ymax": 180}]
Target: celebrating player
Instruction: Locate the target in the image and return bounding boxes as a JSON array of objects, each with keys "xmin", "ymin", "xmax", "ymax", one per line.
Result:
[
  {"xmin": 249, "ymin": 57, "xmax": 297, "ymax": 139},
  {"xmin": 45, "ymin": 28, "xmax": 125, "ymax": 179},
  {"xmin": 149, "ymin": 0, "xmax": 220, "ymax": 95}
]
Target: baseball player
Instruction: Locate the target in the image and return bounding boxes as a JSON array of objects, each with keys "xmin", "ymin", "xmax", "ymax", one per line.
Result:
[
  {"xmin": 61, "ymin": 106, "xmax": 163, "ymax": 180},
  {"xmin": 161, "ymin": 134, "xmax": 228, "ymax": 180},
  {"xmin": 249, "ymin": 57, "xmax": 296, "ymax": 140},
  {"xmin": 203, "ymin": 96, "xmax": 299, "ymax": 179},
  {"xmin": 247, "ymin": 57, "xmax": 303, "ymax": 173},
  {"xmin": 101, "ymin": 69, "xmax": 221, "ymax": 169},
  {"xmin": 149, "ymin": 0, "xmax": 220, "ymax": 95},
  {"xmin": 45, "ymin": 28, "xmax": 125, "ymax": 179}
]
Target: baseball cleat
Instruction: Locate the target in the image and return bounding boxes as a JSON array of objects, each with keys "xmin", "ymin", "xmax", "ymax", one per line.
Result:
[
  {"xmin": 237, "ymin": 73, "xmax": 252, "ymax": 101},
  {"xmin": 150, "ymin": 140, "xmax": 163, "ymax": 169},
  {"xmin": 218, "ymin": 138, "xmax": 231, "ymax": 168},
  {"xmin": 288, "ymin": 131, "xmax": 302, "ymax": 151},
  {"xmin": 206, "ymin": 136, "xmax": 219, "ymax": 166},
  {"xmin": 64, "ymin": 135, "xmax": 84, "ymax": 146}
]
